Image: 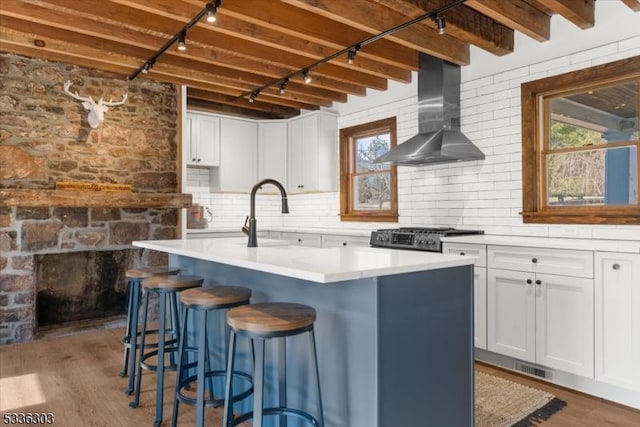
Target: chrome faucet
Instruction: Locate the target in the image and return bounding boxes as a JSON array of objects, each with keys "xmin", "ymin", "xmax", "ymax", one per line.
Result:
[{"xmin": 243, "ymin": 179, "xmax": 289, "ymax": 247}]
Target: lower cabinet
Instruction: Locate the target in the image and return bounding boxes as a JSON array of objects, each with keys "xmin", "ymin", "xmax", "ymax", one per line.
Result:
[
  {"xmin": 595, "ymin": 251, "xmax": 640, "ymax": 390},
  {"xmin": 321, "ymin": 234, "xmax": 370, "ymax": 248},
  {"xmin": 442, "ymin": 243, "xmax": 487, "ymax": 349},
  {"xmin": 487, "ymin": 245, "xmax": 594, "ymax": 378},
  {"xmin": 281, "ymin": 231, "xmax": 322, "ymax": 248}
]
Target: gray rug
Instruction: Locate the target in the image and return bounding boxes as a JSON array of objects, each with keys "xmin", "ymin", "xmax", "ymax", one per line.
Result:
[{"xmin": 476, "ymin": 370, "xmax": 567, "ymax": 427}]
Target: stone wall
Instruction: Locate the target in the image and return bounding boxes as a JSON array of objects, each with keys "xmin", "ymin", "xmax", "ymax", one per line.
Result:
[{"xmin": 0, "ymin": 53, "xmax": 181, "ymax": 344}]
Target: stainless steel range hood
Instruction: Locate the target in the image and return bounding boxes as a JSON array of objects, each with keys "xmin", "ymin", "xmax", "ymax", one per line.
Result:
[{"xmin": 374, "ymin": 54, "xmax": 485, "ymax": 166}]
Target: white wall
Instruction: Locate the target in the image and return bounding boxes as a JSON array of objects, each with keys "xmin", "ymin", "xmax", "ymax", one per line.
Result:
[{"xmin": 188, "ymin": 1, "xmax": 640, "ymax": 240}]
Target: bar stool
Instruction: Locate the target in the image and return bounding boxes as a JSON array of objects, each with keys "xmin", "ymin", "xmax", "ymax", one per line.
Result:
[
  {"xmin": 171, "ymin": 286, "xmax": 253, "ymax": 427},
  {"xmin": 130, "ymin": 275, "xmax": 204, "ymax": 427},
  {"xmin": 223, "ymin": 302, "xmax": 324, "ymax": 427},
  {"xmin": 120, "ymin": 266, "xmax": 180, "ymax": 395}
]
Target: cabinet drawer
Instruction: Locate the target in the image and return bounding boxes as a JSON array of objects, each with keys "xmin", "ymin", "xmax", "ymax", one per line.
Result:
[
  {"xmin": 282, "ymin": 232, "xmax": 322, "ymax": 248},
  {"xmin": 488, "ymin": 245, "xmax": 593, "ymax": 278},
  {"xmin": 442, "ymin": 243, "xmax": 487, "ymax": 267},
  {"xmin": 321, "ymin": 235, "xmax": 370, "ymax": 248}
]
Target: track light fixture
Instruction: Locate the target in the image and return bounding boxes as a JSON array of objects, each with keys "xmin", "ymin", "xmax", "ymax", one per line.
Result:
[
  {"xmin": 347, "ymin": 45, "xmax": 360, "ymax": 65},
  {"xmin": 436, "ymin": 16, "xmax": 446, "ymax": 35},
  {"xmin": 177, "ymin": 31, "xmax": 187, "ymax": 51},
  {"xmin": 302, "ymin": 69, "xmax": 312, "ymax": 84},
  {"xmin": 249, "ymin": 89, "xmax": 259, "ymax": 103},
  {"xmin": 232, "ymin": 0, "xmax": 465, "ymax": 106},
  {"xmin": 206, "ymin": 1, "xmax": 220, "ymax": 23},
  {"xmin": 279, "ymin": 79, "xmax": 288, "ymax": 94},
  {"xmin": 141, "ymin": 60, "xmax": 154, "ymax": 74}
]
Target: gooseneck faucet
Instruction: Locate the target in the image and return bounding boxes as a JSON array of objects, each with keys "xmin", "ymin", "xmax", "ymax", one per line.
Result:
[{"xmin": 243, "ymin": 179, "xmax": 289, "ymax": 247}]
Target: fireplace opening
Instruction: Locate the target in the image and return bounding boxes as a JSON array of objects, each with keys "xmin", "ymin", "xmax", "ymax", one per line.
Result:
[{"xmin": 35, "ymin": 250, "xmax": 130, "ymax": 327}]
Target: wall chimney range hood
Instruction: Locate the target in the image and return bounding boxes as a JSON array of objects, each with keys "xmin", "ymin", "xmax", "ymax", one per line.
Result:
[{"xmin": 374, "ymin": 54, "xmax": 485, "ymax": 166}]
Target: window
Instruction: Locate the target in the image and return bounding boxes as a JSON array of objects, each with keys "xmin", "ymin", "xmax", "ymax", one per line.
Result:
[
  {"xmin": 521, "ymin": 56, "xmax": 640, "ymax": 225},
  {"xmin": 339, "ymin": 117, "xmax": 398, "ymax": 222}
]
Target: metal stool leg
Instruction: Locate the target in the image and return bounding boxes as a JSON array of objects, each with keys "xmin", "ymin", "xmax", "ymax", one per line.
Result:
[
  {"xmin": 222, "ymin": 330, "xmax": 237, "ymax": 427},
  {"xmin": 153, "ymin": 291, "xmax": 168, "ymax": 427},
  {"xmin": 195, "ymin": 308, "xmax": 207, "ymax": 427},
  {"xmin": 309, "ymin": 328, "xmax": 324, "ymax": 427},
  {"xmin": 126, "ymin": 279, "xmax": 141, "ymax": 395},
  {"xmin": 253, "ymin": 338, "xmax": 265, "ymax": 427},
  {"xmin": 171, "ymin": 304, "xmax": 189, "ymax": 427},
  {"xmin": 278, "ymin": 338, "xmax": 287, "ymax": 427},
  {"xmin": 130, "ymin": 288, "xmax": 149, "ymax": 408},
  {"xmin": 169, "ymin": 292, "xmax": 180, "ymax": 367},
  {"xmin": 119, "ymin": 279, "xmax": 135, "ymax": 377}
]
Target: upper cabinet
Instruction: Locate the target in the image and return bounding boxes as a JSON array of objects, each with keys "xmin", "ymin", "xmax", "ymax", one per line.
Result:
[
  {"xmin": 287, "ymin": 112, "xmax": 338, "ymax": 193},
  {"xmin": 215, "ymin": 117, "xmax": 258, "ymax": 192},
  {"xmin": 186, "ymin": 112, "xmax": 220, "ymax": 167},
  {"xmin": 258, "ymin": 121, "xmax": 287, "ymax": 185}
]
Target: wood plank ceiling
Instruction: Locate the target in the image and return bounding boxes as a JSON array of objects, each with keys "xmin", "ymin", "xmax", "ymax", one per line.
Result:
[{"xmin": 1, "ymin": 0, "xmax": 638, "ymax": 119}]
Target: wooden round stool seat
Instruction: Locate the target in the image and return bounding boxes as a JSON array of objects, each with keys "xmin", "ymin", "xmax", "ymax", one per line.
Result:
[
  {"xmin": 142, "ymin": 274, "xmax": 204, "ymax": 290},
  {"xmin": 180, "ymin": 286, "xmax": 252, "ymax": 309},
  {"xmin": 126, "ymin": 266, "xmax": 179, "ymax": 279},
  {"xmin": 226, "ymin": 302, "xmax": 316, "ymax": 336}
]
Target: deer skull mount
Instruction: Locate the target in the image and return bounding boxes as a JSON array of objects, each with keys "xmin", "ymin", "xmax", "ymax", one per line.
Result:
[{"xmin": 63, "ymin": 80, "xmax": 128, "ymax": 129}]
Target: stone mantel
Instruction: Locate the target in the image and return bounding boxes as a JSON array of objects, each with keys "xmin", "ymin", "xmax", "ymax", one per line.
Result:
[{"xmin": 0, "ymin": 189, "xmax": 192, "ymax": 208}]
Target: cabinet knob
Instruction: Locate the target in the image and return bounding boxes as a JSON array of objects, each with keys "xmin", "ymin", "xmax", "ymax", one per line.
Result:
[
  {"xmin": 531, "ymin": 257, "xmax": 538, "ymax": 264},
  {"xmin": 459, "ymin": 252, "xmax": 465, "ymax": 256},
  {"xmin": 612, "ymin": 263, "xmax": 620, "ymax": 270},
  {"xmin": 342, "ymin": 242, "xmax": 347, "ymax": 246},
  {"xmin": 535, "ymin": 279, "xmax": 542, "ymax": 285},
  {"xmin": 526, "ymin": 279, "xmax": 532, "ymax": 285},
  {"xmin": 298, "ymin": 238, "xmax": 302, "ymax": 242},
  {"xmin": 192, "ymin": 158, "xmax": 196, "ymax": 162}
]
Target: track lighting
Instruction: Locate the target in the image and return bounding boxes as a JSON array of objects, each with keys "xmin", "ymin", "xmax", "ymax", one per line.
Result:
[
  {"xmin": 302, "ymin": 69, "xmax": 312, "ymax": 84},
  {"xmin": 279, "ymin": 79, "xmax": 288, "ymax": 94},
  {"xmin": 249, "ymin": 89, "xmax": 259, "ymax": 103},
  {"xmin": 206, "ymin": 1, "xmax": 219, "ymax": 23},
  {"xmin": 436, "ymin": 16, "xmax": 446, "ymax": 35},
  {"xmin": 347, "ymin": 45, "xmax": 360, "ymax": 65},
  {"xmin": 177, "ymin": 31, "xmax": 187, "ymax": 51}
]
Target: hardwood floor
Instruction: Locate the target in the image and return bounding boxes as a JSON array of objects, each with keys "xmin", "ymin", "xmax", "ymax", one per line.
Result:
[{"xmin": 1, "ymin": 327, "xmax": 639, "ymax": 426}]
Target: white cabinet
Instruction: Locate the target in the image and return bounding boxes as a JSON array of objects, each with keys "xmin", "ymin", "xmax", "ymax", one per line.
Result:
[
  {"xmin": 595, "ymin": 252, "xmax": 640, "ymax": 390},
  {"xmin": 443, "ymin": 243, "xmax": 487, "ymax": 349},
  {"xmin": 216, "ymin": 117, "xmax": 258, "ymax": 192},
  {"xmin": 487, "ymin": 245, "xmax": 594, "ymax": 378},
  {"xmin": 287, "ymin": 112, "xmax": 337, "ymax": 193},
  {"xmin": 321, "ymin": 234, "xmax": 370, "ymax": 248},
  {"xmin": 258, "ymin": 121, "xmax": 287, "ymax": 185},
  {"xmin": 281, "ymin": 231, "xmax": 322, "ymax": 247},
  {"xmin": 186, "ymin": 112, "xmax": 219, "ymax": 166}
]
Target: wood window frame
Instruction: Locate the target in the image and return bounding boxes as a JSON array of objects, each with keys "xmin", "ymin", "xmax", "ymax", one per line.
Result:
[
  {"xmin": 521, "ymin": 56, "xmax": 640, "ymax": 225},
  {"xmin": 339, "ymin": 117, "xmax": 398, "ymax": 222}
]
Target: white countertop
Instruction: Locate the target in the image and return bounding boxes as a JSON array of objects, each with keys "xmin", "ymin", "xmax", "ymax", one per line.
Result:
[
  {"xmin": 186, "ymin": 226, "xmax": 371, "ymax": 237},
  {"xmin": 133, "ymin": 237, "xmax": 475, "ymax": 283},
  {"xmin": 441, "ymin": 234, "xmax": 640, "ymax": 254}
]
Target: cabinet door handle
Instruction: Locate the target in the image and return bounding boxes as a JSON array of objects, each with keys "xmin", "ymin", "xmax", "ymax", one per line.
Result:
[
  {"xmin": 531, "ymin": 257, "xmax": 538, "ymax": 264},
  {"xmin": 535, "ymin": 279, "xmax": 542, "ymax": 285},
  {"xmin": 526, "ymin": 279, "xmax": 532, "ymax": 285},
  {"xmin": 612, "ymin": 263, "xmax": 620, "ymax": 270}
]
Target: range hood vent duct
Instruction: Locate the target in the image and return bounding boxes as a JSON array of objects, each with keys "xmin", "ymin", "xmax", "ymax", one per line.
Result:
[{"xmin": 374, "ymin": 53, "xmax": 485, "ymax": 166}]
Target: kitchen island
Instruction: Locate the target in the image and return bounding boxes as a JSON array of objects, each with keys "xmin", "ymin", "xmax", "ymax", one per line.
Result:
[{"xmin": 133, "ymin": 237, "xmax": 476, "ymax": 427}]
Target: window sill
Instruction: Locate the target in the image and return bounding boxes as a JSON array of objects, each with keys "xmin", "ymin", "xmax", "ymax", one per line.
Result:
[
  {"xmin": 521, "ymin": 210, "xmax": 640, "ymax": 225},
  {"xmin": 340, "ymin": 213, "xmax": 398, "ymax": 223}
]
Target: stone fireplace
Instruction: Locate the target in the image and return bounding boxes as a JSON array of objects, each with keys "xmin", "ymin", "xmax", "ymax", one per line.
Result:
[{"xmin": 0, "ymin": 53, "xmax": 191, "ymax": 344}]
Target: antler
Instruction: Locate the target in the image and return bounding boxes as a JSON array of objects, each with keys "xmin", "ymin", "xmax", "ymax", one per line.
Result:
[
  {"xmin": 63, "ymin": 80, "xmax": 94, "ymax": 103},
  {"xmin": 100, "ymin": 92, "xmax": 128, "ymax": 107}
]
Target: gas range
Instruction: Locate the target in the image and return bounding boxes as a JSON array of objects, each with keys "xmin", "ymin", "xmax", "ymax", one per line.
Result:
[{"xmin": 369, "ymin": 227, "xmax": 484, "ymax": 252}]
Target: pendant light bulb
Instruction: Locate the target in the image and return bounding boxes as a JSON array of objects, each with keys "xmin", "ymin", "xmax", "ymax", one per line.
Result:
[
  {"xmin": 436, "ymin": 16, "xmax": 446, "ymax": 35},
  {"xmin": 177, "ymin": 32, "xmax": 187, "ymax": 51},
  {"xmin": 302, "ymin": 69, "xmax": 312, "ymax": 84}
]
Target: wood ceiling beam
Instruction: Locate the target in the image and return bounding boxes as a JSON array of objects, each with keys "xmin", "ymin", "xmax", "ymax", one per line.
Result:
[
  {"xmin": 535, "ymin": 0, "xmax": 594, "ymax": 29},
  {"xmin": 465, "ymin": 0, "xmax": 551, "ymax": 42},
  {"xmin": 621, "ymin": 0, "xmax": 640, "ymax": 12},
  {"xmin": 369, "ymin": 0, "xmax": 514, "ymax": 56},
  {"xmin": 281, "ymin": 0, "xmax": 470, "ymax": 65},
  {"xmin": 109, "ymin": 0, "xmax": 413, "ymax": 83},
  {"xmin": 187, "ymin": 98, "xmax": 293, "ymax": 120},
  {"xmin": 212, "ymin": 0, "xmax": 420, "ymax": 70},
  {"xmin": 187, "ymin": 88, "xmax": 310, "ymax": 116},
  {"xmin": 0, "ymin": 5, "xmax": 356, "ymax": 102}
]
